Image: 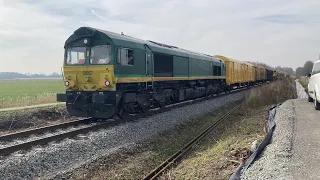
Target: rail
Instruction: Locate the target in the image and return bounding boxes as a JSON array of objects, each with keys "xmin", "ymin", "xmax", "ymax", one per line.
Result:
[
  {"xmin": 143, "ymin": 103, "xmax": 243, "ymax": 180},
  {"xmin": 0, "ymin": 118, "xmax": 95, "ymax": 142},
  {"xmin": 0, "ymin": 119, "xmax": 125, "ymax": 156}
]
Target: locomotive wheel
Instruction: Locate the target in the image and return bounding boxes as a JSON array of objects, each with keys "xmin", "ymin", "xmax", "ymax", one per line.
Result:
[{"xmin": 118, "ymin": 108, "xmax": 132, "ymax": 119}]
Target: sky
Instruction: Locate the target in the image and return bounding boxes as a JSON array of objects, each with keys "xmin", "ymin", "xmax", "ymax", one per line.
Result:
[{"xmin": 1, "ymin": 0, "xmax": 320, "ymax": 74}]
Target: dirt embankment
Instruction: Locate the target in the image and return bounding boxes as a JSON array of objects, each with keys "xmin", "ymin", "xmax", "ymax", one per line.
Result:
[{"xmin": 0, "ymin": 105, "xmax": 78, "ymax": 135}]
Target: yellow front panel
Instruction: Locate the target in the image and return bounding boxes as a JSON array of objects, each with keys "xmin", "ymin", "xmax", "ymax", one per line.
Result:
[{"xmin": 63, "ymin": 65, "xmax": 115, "ymax": 91}]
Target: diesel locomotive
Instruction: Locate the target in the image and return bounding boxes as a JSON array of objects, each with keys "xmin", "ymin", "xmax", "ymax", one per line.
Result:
[{"xmin": 57, "ymin": 26, "xmax": 275, "ymax": 119}]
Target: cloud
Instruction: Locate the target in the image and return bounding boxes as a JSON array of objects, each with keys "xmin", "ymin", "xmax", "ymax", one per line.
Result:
[{"xmin": 0, "ymin": 0, "xmax": 320, "ymax": 73}]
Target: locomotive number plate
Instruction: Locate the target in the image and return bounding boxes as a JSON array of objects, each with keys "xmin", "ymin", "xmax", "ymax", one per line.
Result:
[{"xmin": 83, "ymin": 71, "xmax": 93, "ymax": 75}]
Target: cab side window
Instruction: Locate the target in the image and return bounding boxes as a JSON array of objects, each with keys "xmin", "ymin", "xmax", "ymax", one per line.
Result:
[
  {"xmin": 117, "ymin": 48, "xmax": 134, "ymax": 66},
  {"xmin": 312, "ymin": 62, "xmax": 320, "ymax": 75}
]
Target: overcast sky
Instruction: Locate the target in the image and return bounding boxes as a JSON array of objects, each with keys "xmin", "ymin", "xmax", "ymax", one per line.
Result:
[{"xmin": 1, "ymin": 0, "xmax": 320, "ymax": 74}]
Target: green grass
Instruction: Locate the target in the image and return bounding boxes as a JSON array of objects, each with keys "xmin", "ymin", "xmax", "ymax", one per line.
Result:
[
  {"xmin": 299, "ymin": 76, "xmax": 309, "ymax": 89},
  {"xmin": 0, "ymin": 79, "xmax": 65, "ymax": 109}
]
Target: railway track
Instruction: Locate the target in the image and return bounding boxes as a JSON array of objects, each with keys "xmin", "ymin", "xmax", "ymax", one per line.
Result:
[
  {"xmin": 0, "ymin": 83, "xmax": 263, "ymax": 157},
  {"xmin": 0, "ymin": 118, "xmax": 96, "ymax": 142},
  {"xmin": 0, "ymin": 118, "xmax": 124, "ymax": 156},
  {"xmin": 143, "ymin": 103, "xmax": 243, "ymax": 180}
]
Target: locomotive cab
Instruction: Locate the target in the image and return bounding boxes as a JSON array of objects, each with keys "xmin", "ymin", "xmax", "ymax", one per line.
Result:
[{"xmin": 57, "ymin": 27, "xmax": 118, "ymax": 118}]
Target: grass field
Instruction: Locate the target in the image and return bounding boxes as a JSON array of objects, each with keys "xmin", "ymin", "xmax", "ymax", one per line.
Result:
[{"xmin": 0, "ymin": 79, "xmax": 65, "ymax": 109}]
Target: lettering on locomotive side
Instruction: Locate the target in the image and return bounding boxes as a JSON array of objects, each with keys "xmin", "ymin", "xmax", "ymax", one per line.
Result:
[{"xmin": 83, "ymin": 71, "xmax": 93, "ymax": 75}]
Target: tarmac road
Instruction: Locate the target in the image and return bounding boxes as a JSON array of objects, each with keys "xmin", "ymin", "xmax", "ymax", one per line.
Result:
[{"xmin": 290, "ymin": 99, "xmax": 320, "ymax": 179}]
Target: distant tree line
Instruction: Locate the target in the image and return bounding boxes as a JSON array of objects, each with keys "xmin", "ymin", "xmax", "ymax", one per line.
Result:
[
  {"xmin": 0, "ymin": 72, "xmax": 62, "ymax": 79},
  {"xmin": 295, "ymin": 61, "xmax": 314, "ymax": 77},
  {"xmin": 274, "ymin": 66, "xmax": 294, "ymax": 76}
]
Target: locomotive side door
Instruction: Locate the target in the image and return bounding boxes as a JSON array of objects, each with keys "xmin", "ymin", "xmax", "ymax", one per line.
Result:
[{"xmin": 144, "ymin": 44, "xmax": 153, "ymax": 88}]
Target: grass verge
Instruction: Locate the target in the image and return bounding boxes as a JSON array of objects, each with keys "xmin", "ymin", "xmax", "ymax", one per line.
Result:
[
  {"xmin": 61, "ymin": 77, "xmax": 297, "ymax": 180},
  {"xmin": 299, "ymin": 76, "xmax": 309, "ymax": 90},
  {"xmin": 0, "ymin": 104, "xmax": 79, "ymax": 135},
  {"xmin": 160, "ymin": 106, "xmax": 268, "ymax": 180},
  {"xmin": 0, "ymin": 79, "xmax": 64, "ymax": 109}
]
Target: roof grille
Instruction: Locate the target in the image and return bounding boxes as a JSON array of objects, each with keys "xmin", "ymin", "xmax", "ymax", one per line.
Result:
[{"xmin": 148, "ymin": 40, "xmax": 178, "ymax": 49}]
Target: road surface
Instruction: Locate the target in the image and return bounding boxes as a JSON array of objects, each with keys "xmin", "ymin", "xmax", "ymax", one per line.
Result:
[{"xmin": 289, "ymin": 99, "xmax": 320, "ymax": 179}]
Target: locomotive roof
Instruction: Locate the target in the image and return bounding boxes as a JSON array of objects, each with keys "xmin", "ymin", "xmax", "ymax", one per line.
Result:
[{"xmin": 65, "ymin": 27, "xmax": 224, "ymax": 64}]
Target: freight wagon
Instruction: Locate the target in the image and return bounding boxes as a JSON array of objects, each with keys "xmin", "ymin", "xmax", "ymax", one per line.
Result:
[
  {"xmin": 214, "ymin": 55, "xmax": 258, "ymax": 90},
  {"xmin": 266, "ymin": 68, "xmax": 274, "ymax": 81}
]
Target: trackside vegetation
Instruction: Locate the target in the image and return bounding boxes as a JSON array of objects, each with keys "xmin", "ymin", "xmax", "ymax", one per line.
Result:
[{"xmin": 160, "ymin": 76, "xmax": 297, "ymax": 179}]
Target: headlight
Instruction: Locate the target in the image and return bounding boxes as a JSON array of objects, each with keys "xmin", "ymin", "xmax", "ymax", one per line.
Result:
[
  {"xmin": 105, "ymin": 80, "xmax": 110, "ymax": 86},
  {"xmin": 64, "ymin": 81, "xmax": 69, "ymax": 86}
]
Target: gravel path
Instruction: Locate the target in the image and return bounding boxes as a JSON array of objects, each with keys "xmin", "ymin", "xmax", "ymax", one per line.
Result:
[
  {"xmin": 240, "ymin": 100, "xmax": 296, "ymax": 180},
  {"xmin": 0, "ymin": 91, "xmax": 245, "ymax": 180},
  {"xmin": 289, "ymin": 99, "xmax": 320, "ymax": 179},
  {"xmin": 295, "ymin": 79, "xmax": 308, "ymax": 99},
  {"xmin": 240, "ymin": 80, "xmax": 320, "ymax": 179}
]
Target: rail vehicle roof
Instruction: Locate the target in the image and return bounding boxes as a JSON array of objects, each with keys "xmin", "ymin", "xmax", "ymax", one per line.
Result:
[
  {"xmin": 65, "ymin": 27, "xmax": 224, "ymax": 65},
  {"xmin": 244, "ymin": 62, "xmax": 256, "ymax": 67},
  {"xmin": 215, "ymin": 55, "xmax": 274, "ymax": 70},
  {"xmin": 214, "ymin": 55, "xmax": 252, "ymax": 65}
]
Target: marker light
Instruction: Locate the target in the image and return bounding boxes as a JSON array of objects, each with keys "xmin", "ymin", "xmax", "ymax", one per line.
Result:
[
  {"xmin": 64, "ymin": 81, "xmax": 69, "ymax": 86},
  {"xmin": 105, "ymin": 80, "xmax": 110, "ymax": 86}
]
